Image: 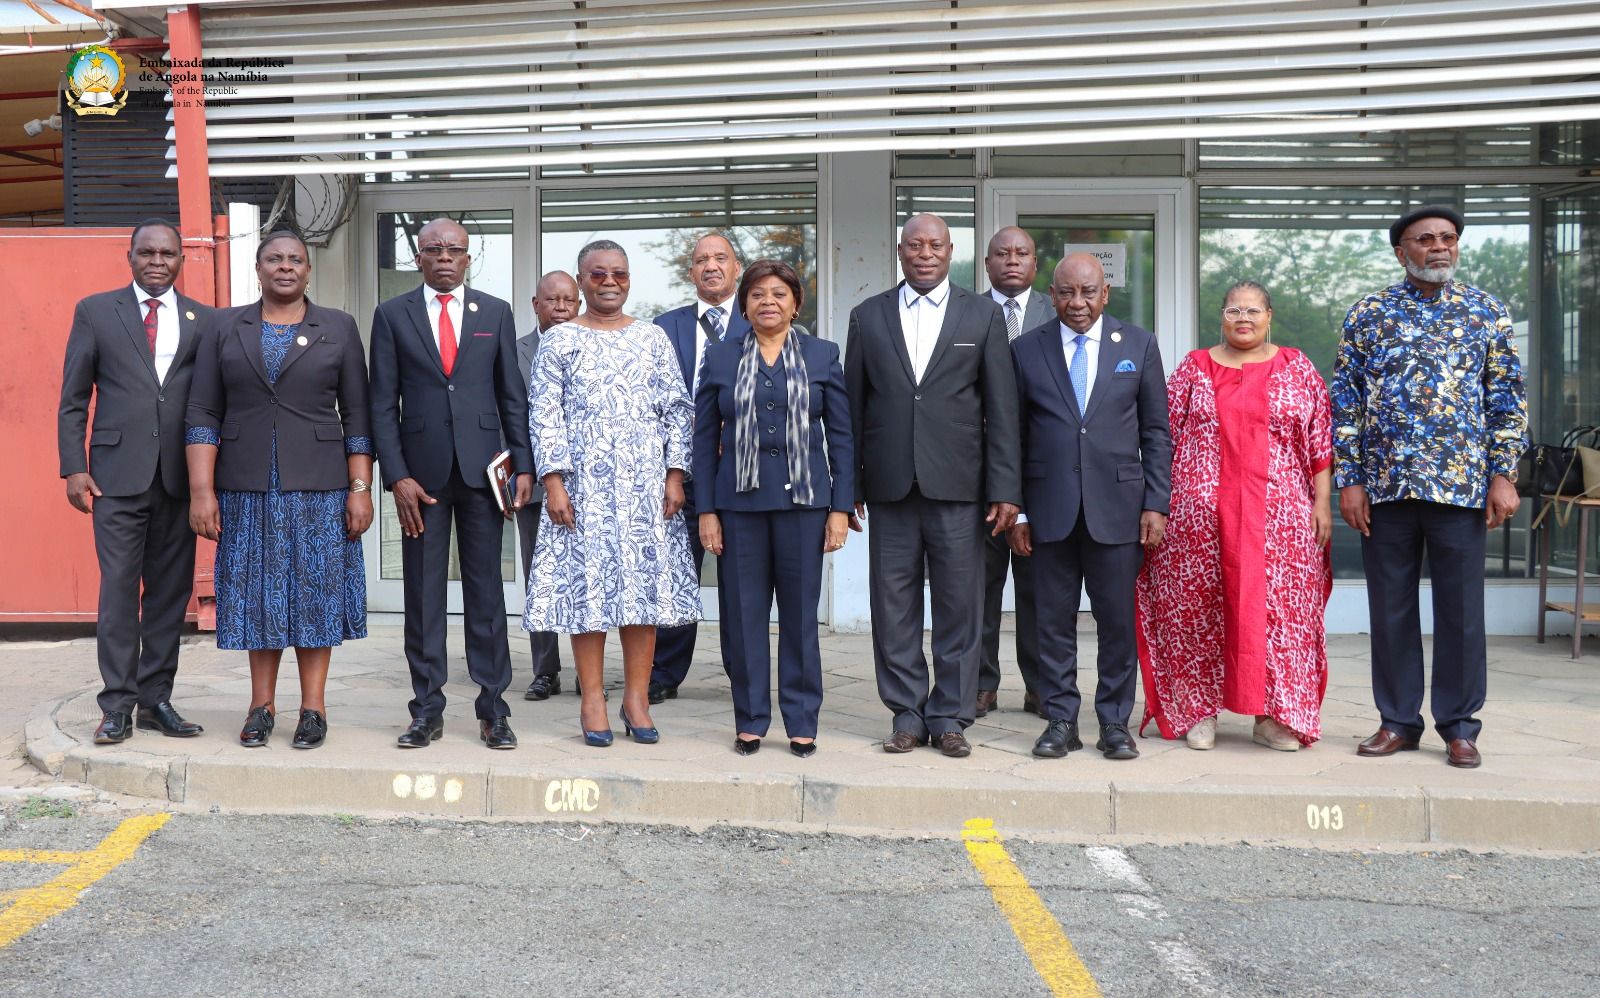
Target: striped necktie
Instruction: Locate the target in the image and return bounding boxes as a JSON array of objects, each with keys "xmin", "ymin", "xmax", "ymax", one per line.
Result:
[{"xmin": 1004, "ymin": 297, "xmax": 1021, "ymax": 341}]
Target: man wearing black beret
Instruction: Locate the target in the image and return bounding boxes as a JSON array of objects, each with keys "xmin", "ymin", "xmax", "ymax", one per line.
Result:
[{"xmin": 1330, "ymin": 204, "xmax": 1528, "ymax": 769}]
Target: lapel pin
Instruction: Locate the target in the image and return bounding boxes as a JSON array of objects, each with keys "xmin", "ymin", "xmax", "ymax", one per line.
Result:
[
  {"xmin": 1110, "ymin": 331, "xmax": 1122, "ymax": 343},
  {"xmin": 185, "ymin": 310, "xmax": 196, "ymax": 321},
  {"xmin": 297, "ymin": 335, "xmax": 309, "ymax": 346},
  {"xmin": 468, "ymin": 301, "xmax": 479, "ymax": 312}
]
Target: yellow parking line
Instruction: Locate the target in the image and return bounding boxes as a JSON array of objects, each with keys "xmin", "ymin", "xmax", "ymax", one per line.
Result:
[
  {"xmin": 963, "ymin": 818, "xmax": 1103, "ymax": 998},
  {"xmin": 0, "ymin": 849, "xmax": 90, "ymax": 865},
  {"xmin": 0, "ymin": 813, "xmax": 171, "ymax": 949}
]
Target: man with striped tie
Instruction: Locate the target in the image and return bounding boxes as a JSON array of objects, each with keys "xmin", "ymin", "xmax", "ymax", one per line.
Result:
[
  {"xmin": 1007, "ymin": 253, "xmax": 1171, "ymax": 761},
  {"xmin": 649, "ymin": 232, "xmax": 749, "ymax": 703},
  {"xmin": 980, "ymin": 227, "xmax": 1054, "ymax": 720}
]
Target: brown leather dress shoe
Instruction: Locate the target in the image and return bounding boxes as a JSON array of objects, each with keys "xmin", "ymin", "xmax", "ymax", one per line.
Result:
[
  {"xmin": 1022, "ymin": 691, "xmax": 1043, "ymax": 717},
  {"xmin": 1446, "ymin": 738, "xmax": 1481, "ymax": 769},
  {"xmin": 975, "ymin": 690, "xmax": 998, "ymax": 718},
  {"xmin": 935, "ymin": 732, "xmax": 972, "ymax": 758},
  {"xmin": 883, "ymin": 730, "xmax": 923, "ymax": 753},
  {"xmin": 1357, "ymin": 728, "xmax": 1421, "ymax": 756}
]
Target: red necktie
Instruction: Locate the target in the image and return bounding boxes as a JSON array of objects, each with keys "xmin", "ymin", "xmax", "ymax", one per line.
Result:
[
  {"xmin": 437, "ymin": 293, "xmax": 457, "ymax": 377},
  {"xmin": 143, "ymin": 299, "xmax": 160, "ymax": 356}
]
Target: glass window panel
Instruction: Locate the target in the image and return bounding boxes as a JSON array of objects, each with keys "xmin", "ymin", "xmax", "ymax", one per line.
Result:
[
  {"xmin": 1201, "ymin": 124, "xmax": 1537, "ymax": 170},
  {"xmin": 1019, "ymin": 212, "xmax": 1156, "ymax": 333},
  {"xmin": 894, "ymin": 185, "xmax": 976, "ymax": 290},
  {"xmin": 373, "ymin": 208, "xmax": 518, "ymax": 583}
]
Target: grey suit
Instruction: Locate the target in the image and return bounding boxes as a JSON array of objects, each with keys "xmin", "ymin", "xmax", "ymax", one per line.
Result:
[
  {"xmin": 844, "ymin": 281, "xmax": 1021, "ymax": 739},
  {"xmin": 515, "ymin": 328, "xmax": 561, "ymax": 681},
  {"xmin": 981, "ymin": 288, "xmax": 1053, "ymax": 699},
  {"xmin": 58, "ymin": 285, "xmax": 212, "ymax": 714}
]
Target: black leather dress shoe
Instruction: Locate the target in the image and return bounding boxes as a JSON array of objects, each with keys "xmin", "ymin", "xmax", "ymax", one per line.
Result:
[
  {"xmin": 136, "ymin": 701, "xmax": 203, "ymax": 738},
  {"xmin": 397, "ymin": 716, "xmax": 443, "ymax": 748},
  {"xmin": 524, "ymin": 674, "xmax": 561, "ymax": 701},
  {"xmin": 648, "ymin": 681, "xmax": 678, "ymax": 705},
  {"xmin": 481, "ymin": 717, "xmax": 517, "ymax": 750},
  {"xmin": 239, "ymin": 706, "xmax": 274, "ymax": 748},
  {"xmin": 93, "ymin": 711, "xmax": 132, "ymax": 745},
  {"xmin": 1032, "ymin": 720, "xmax": 1082, "ymax": 759},
  {"xmin": 1096, "ymin": 723, "xmax": 1140, "ymax": 760},
  {"xmin": 291, "ymin": 709, "xmax": 327, "ymax": 749}
]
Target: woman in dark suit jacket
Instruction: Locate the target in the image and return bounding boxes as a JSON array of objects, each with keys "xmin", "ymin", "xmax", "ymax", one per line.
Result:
[
  {"xmin": 695, "ymin": 259, "xmax": 854, "ymax": 757},
  {"xmin": 185, "ymin": 231, "xmax": 374, "ymax": 750}
]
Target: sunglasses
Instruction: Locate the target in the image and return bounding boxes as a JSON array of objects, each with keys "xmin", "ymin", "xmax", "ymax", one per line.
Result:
[{"xmin": 587, "ymin": 269, "xmax": 630, "ymax": 282}]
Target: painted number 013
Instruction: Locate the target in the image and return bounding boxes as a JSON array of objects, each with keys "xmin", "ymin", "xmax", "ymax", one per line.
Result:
[{"xmin": 1305, "ymin": 804, "xmax": 1344, "ymax": 831}]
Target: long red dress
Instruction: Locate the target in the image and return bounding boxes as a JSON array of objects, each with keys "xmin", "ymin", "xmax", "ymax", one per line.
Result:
[{"xmin": 1136, "ymin": 347, "xmax": 1333, "ymax": 744}]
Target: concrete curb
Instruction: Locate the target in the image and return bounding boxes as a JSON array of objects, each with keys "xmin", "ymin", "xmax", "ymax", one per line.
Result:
[{"xmin": 28, "ymin": 701, "xmax": 1598, "ymax": 851}]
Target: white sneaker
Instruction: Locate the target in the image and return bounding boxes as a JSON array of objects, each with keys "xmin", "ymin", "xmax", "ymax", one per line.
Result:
[
  {"xmin": 1185, "ymin": 716, "xmax": 1216, "ymax": 750},
  {"xmin": 1252, "ymin": 716, "xmax": 1300, "ymax": 752}
]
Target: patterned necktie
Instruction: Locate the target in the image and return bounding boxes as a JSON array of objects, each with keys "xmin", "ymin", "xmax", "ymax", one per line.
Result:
[
  {"xmin": 1004, "ymin": 298, "xmax": 1021, "ymax": 341},
  {"xmin": 143, "ymin": 299, "xmax": 160, "ymax": 356},
  {"xmin": 1069, "ymin": 333, "xmax": 1089, "ymax": 416},
  {"xmin": 702, "ymin": 305, "xmax": 725, "ymax": 342},
  {"xmin": 436, "ymin": 292, "xmax": 457, "ymax": 377}
]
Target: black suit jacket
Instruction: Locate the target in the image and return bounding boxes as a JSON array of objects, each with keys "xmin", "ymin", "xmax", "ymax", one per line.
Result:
[
  {"xmin": 1012, "ymin": 314, "xmax": 1172, "ymax": 546},
  {"xmin": 515, "ymin": 327, "xmax": 549, "ymax": 501},
  {"xmin": 368, "ymin": 285, "xmax": 534, "ymax": 492},
  {"xmin": 843, "ymin": 282, "xmax": 1020, "ymax": 506},
  {"xmin": 58, "ymin": 285, "xmax": 211, "ymax": 498},
  {"xmin": 186, "ymin": 300, "xmax": 372, "ymax": 492},
  {"xmin": 655, "ymin": 301, "xmax": 752, "ymax": 393}
]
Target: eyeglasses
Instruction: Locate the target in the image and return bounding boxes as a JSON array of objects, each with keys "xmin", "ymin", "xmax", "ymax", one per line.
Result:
[
  {"xmin": 1223, "ymin": 306, "xmax": 1267, "ymax": 321},
  {"xmin": 587, "ymin": 269, "xmax": 630, "ymax": 282},
  {"xmin": 1403, "ymin": 232, "xmax": 1459, "ymax": 248},
  {"xmin": 419, "ymin": 245, "xmax": 469, "ymax": 258}
]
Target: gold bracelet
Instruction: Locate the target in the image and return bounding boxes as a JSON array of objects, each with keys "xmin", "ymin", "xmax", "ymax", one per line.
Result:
[{"xmin": 350, "ymin": 478, "xmax": 370, "ymax": 493}]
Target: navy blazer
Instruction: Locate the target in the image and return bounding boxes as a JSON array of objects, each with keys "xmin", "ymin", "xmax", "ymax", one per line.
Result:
[
  {"xmin": 367, "ymin": 285, "xmax": 534, "ymax": 492},
  {"xmin": 655, "ymin": 301, "xmax": 752, "ymax": 393},
  {"xmin": 693, "ymin": 332, "xmax": 854, "ymax": 514},
  {"xmin": 1011, "ymin": 314, "xmax": 1172, "ymax": 546},
  {"xmin": 186, "ymin": 300, "xmax": 371, "ymax": 493}
]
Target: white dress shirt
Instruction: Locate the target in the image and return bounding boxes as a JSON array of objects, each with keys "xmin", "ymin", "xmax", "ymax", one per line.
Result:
[
  {"xmin": 133, "ymin": 282, "xmax": 180, "ymax": 384},
  {"xmin": 423, "ymin": 283, "xmax": 466, "ymax": 355},
  {"xmin": 899, "ymin": 278, "xmax": 951, "ymax": 383},
  {"xmin": 1060, "ymin": 315, "xmax": 1104, "ymax": 411},
  {"xmin": 692, "ymin": 295, "xmax": 737, "ymax": 395}
]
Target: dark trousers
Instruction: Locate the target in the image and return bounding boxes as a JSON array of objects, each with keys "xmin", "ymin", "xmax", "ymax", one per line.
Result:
[
  {"xmin": 91, "ymin": 481, "xmax": 194, "ymax": 714},
  {"xmin": 515, "ymin": 503, "xmax": 561, "ymax": 680},
  {"xmin": 720, "ymin": 509, "xmax": 828, "ymax": 739},
  {"xmin": 651, "ymin": 497, "xmax": 726, "ymax": 689},
  {"xmin": 399, "ymin": 462, "xmax": 512, "ymax": 721},
  {"xmin": 981, "ymin": 529, "xmax": 1041, "ymax": 696},
  {"xmin": 868, "ymin": 487, "xmax": 984, "ymax": 739},
  {"xmin": 1361, "ymin": 499, "xmax": 1487, "ymax": 742},
  {"xmin": 1031, "ymin": 513, "xmax": 1144, "ymax": 727}
]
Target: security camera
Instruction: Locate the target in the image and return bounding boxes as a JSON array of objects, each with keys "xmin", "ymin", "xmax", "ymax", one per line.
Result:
[{"xmin": 22, "ymin": 114, "xmax": 63, "ymax": 137}]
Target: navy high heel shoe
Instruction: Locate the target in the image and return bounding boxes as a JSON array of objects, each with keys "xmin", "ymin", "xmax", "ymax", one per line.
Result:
[
  {"xmin": 619, "ymin": 706, "xmax": 660, "ymax": 744},
  {"xmin": 582, "ymin": 725, "xmax": 614, "ymax": 747}
]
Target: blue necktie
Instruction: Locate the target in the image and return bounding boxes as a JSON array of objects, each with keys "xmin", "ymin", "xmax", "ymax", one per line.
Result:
[
  {"xmin": 703, "ymin": 305, "xmax": 725, "ymax": 342},
  {"xmin": 1069, "ymin": 333, "xmax": 1089, "ymax": 416}
]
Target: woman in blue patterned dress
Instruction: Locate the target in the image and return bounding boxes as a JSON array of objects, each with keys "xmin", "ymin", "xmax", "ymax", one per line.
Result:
[
  {"xmin": 186, "ymin": 231, "xmax": 374, "ymax": 750},
  {"xmin": 524, "ymin": 240, "xmax": 699, "ymax": 747}
]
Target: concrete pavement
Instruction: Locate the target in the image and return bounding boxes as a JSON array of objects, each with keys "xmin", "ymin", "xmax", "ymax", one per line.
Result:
[{"xmin": 12, "ymin": 622, "xmax": 1600, "ymax": 851}]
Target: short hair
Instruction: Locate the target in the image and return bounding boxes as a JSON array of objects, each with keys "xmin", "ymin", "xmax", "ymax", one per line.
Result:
[
  {"xmin": 256, "ymin": 229, "xmax": 308, "ymax": 262},
  {"xmin": 577, "ymin": 239, "xmax": 627, "ymax": 272},
  {"xmin": 1222, "ymin": 280, "xmax": 1272, "ymax": 312},
  {"xmin": 737, "ymin": 258, "xmax": 805, "ymax": 317},
  {"xmin": 130, "ymin": 218, "xmax": 180, "ymax": 249}
]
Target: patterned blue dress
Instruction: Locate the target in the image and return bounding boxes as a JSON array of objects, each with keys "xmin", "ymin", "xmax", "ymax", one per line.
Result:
[
  {"xmin": 185, "ymin": 321, "xmax": 371, "ymax": 650},
  {"xmin": 523, "ymin": 319, "xmax": 700, "ymax": 633}
]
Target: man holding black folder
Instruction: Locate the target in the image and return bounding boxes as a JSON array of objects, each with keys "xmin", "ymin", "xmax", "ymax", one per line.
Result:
[{"xmin": 368, "ymin": 218, "xmax": 535, "ymax": 750}]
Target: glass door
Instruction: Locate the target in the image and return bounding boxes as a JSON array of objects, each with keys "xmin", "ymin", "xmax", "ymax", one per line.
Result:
[{"xmin": 358, "ymin": 194, "xmax": 529, "ymax": 614}]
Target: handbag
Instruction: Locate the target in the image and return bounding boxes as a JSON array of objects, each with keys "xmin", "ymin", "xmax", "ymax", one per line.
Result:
[
  {"xmin": 1520, "ymin": 425, "xmax": 1599, "ymax": 499},
  {"xmin": 1529, "ymin": 431, "xmax": 1600, "ymax": 531}
]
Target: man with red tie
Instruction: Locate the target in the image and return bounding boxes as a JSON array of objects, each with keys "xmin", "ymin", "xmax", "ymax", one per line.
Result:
[
  {"xmin": 369, "ymin": 218, "xmax": 535, "ymax": 750},
  {"xmin": 58, "ymin": 218, "xmax": 213, "ymax": 744}
]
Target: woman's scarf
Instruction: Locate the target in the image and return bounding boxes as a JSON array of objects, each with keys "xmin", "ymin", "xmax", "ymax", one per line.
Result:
[{"xmin": 733, "ymin": 327, "xmax": 812, "ymax": 505}]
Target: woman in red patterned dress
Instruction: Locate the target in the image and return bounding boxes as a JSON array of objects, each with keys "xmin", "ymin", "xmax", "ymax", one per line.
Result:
[{"xmin": 1135, "ymin": 281, "xmax": 1333, "ymax": 751}]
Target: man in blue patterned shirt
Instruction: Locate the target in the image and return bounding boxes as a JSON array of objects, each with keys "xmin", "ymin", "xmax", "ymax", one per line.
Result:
[{"xmin": 1332, "ymin": 205, "xmax": 1528, "ymax": 770}]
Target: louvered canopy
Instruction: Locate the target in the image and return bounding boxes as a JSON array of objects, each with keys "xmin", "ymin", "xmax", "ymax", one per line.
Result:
[{"xmin": 85, "ymin": 0, "xmax": 1600, "ymax": 180}]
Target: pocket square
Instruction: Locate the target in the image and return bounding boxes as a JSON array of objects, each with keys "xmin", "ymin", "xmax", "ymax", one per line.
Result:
[
  {"xmin": 1115, "ymin": 359, "xmax": 1137, "ymax": 373},
  {"xmin": 472, "ymin": 332, "xmax": 494, "ymax": 337}
]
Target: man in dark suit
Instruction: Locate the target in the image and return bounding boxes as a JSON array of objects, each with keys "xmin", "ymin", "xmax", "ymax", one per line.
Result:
[
  {"xmin": 369, "ymin": 218, "xmax": 535, "ymax": 750},
  {"xmin": 979, "ymin": 226, "xmax": 1053, "ymax": 720},
  {"xmin": 1008, "ymin": 253, "xmax": 1172, "ymax": 761},
  {"xmin": 58, "ymin": 218, "xmax": 211, "ymax": 745},
  {"xmin": 647, "ymin": 231, "xmax": 749, "ymax": 704},
  {"xmin": 518, "ymin": 270, "xmax": 577, "ymax": 701},
  {"xmin": 844, "ymin": 212, "xmax": 1021, "ymax": 758}
]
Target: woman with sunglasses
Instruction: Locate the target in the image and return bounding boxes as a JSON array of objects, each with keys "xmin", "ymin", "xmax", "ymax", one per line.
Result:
[
  {"xmin": 523, "ymin": 240, "xmax": 699, "ymax": 747},
  {"xmin": 1135, "ymin": 280, "xmax": 1333, "ymax": 752}
]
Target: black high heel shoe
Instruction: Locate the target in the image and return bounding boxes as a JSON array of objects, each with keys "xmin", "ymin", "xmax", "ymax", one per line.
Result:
[
  {"xmin": 734, "ymin": 736, "xmax": 761, "ymax": 755},
  {"xmin": 789, "ymin": 740, "xmax": 816, "ymax": 758},
  {"xmin": 619, "ymin": 706, "xmax": 659, "ymax": 745}
]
